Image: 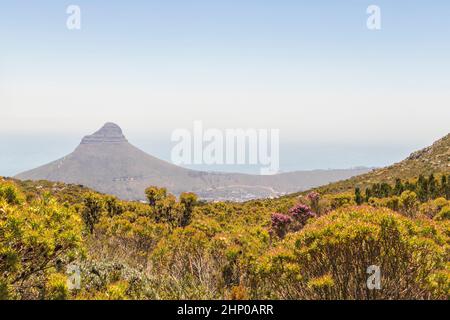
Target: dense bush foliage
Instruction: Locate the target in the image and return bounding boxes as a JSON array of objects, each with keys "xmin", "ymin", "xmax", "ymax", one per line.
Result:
[
  {"xmin": 0, "ymin": 187, "xmax": 83, "ymax": 299},
  {"xmin": 361, "ymin": 175, "xmax": 450, "ymax": 203},
  {"xmin": 1, "ymin": 177, "xmax": 449, "ymax": 300},
  {"xmin": 256, "ymin": 206, "xmax": 449, "ymax": 299}
]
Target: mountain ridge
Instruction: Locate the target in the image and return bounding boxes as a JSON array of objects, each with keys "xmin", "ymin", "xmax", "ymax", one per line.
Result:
[
  {"xmin": 15, "ymin": 123, "xmax": 370, "ymax": 201},
  {"xmin": 311, "ymin": 133, "xmax": 450, "ymax": 195}
]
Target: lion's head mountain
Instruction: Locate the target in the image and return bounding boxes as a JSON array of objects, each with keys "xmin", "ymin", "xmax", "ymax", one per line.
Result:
[{"xmin": 15, "ymin": 123, "xmax": 370, "ymax": 201}]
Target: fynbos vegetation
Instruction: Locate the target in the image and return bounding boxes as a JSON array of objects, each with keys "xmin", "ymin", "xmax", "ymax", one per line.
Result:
[
  {"xmin": 1, "ymin": 133, "xmax": 449, "ymax": 300},
  {"xmin": 1, "ymin": 171, "xmax": 449, "ymax": 299}
]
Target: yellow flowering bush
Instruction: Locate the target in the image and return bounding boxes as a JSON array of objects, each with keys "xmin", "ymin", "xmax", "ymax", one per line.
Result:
[{"xmin": 256, "ymin": 206, "xmax": 449, "ymax": 299}]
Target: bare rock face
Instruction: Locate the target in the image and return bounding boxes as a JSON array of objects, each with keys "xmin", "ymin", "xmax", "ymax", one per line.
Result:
[
  {"xmin": 407, "ymin": 147, "xmax": 432, "ymax": 161},
  {"xmin": 81, "ymin": 122, "xmax": 128, "ymax": 144}
]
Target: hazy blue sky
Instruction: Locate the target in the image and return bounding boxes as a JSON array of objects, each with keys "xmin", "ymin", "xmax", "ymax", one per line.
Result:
[{"xmin": 1, "ymin": 1, "xmax": 449, "ymax": 175}]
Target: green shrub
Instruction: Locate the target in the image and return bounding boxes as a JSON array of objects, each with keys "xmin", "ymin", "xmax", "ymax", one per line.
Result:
[
  {"xmin": 0, "ymin": 196, "xmax": 83, "ymax": 299},
  {"xmin": 81, "ymin": 193, "xmax": 104, "ymax": 233},
  {"xmin": 420, "ymin": 198, "xmax": 449, "ymax": 219},
  {"xmin": 434, "ymin": 206, "xmax": 450, "ymax": 221},
  {"xmin": 45, "ymin": 273, "xmax": 69, "ymax": 300},
  {"xmin": 330, "ymin": 193, "xmax": 355, "ymax": 210},
  {"xmin": 399, "ymin": 191, "xmax": 419, "ymax": 217},
  {"xmin": 256, "ymin": 206, "xmax": 449, "ymax": 299},
  {"xmin": 0, "ymin": 183, "xmax": 24, "ymax": 205}
]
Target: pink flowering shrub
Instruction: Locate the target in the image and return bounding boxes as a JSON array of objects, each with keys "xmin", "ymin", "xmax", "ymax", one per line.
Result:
[
  {"xmin": 289, "ymin": 203, "xmax": 316, "ymax": 231},
  {"xmin": 307, "ymin": 191, "xmax": 321, "ymax": 213},
  {"xmin": 271, "ymin": 203, "xmax": 316, "ymax": 238},
  {"xmin": 270, "ymin": 213, "xmax": 292, "ymax": 238}
]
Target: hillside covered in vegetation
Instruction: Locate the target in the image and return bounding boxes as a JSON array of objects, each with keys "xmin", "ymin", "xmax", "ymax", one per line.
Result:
[
  {"xmin": 1, "ymin": 134, "xmax": 449, "ymax": 300},
  {"xmin": 312, "ymin": 133, "xmax": 450, "ymax": 195}
]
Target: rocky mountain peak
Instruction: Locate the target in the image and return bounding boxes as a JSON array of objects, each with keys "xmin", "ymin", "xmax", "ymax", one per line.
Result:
[{"xmin": 80, "ymin": 122, "xmax": 128, "ymax": 144}]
